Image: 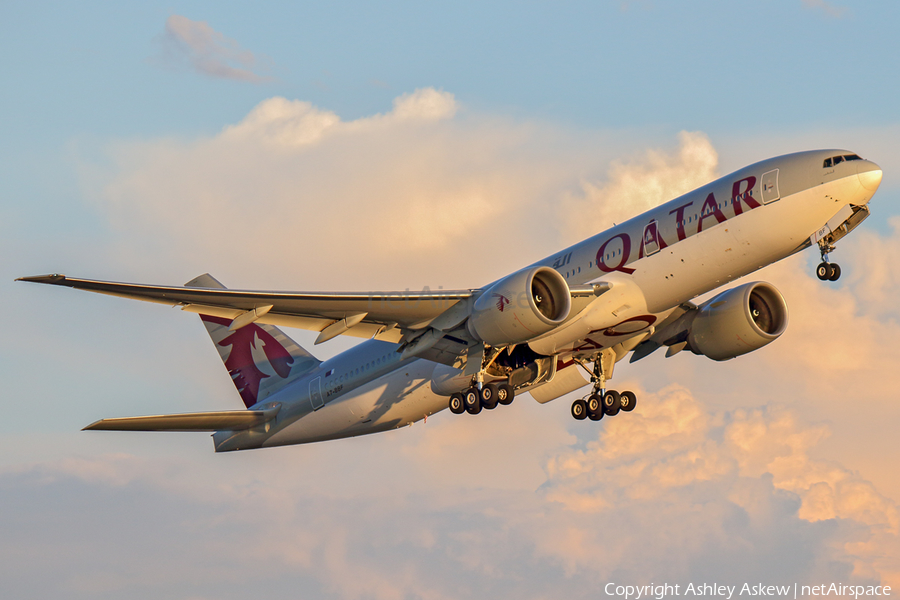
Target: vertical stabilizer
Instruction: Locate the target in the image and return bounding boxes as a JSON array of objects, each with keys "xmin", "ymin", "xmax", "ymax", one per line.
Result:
[{"xmin": 186, "ymin": 274, "xmax": 321, "ymax": 408}]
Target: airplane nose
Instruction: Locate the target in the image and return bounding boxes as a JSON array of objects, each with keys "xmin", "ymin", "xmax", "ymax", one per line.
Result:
[{"xmin": 858, "ymin": 162, "xmax": 883, "ymax": 192}]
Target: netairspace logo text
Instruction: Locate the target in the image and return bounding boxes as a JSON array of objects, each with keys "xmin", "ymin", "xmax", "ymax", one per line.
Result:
[{"xmin": 604, "ymin": 583, "xmax": 892, "ymax": 600}]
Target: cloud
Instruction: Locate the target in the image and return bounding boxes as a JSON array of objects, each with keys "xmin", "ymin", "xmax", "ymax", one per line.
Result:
[
  {"xmin": 220, "ymin": 88, "xmax": 458, "ymax": 147},
  {"xmin": 23, "ymin": 89, "xmax": 900, "ymax": 598},
  {"xmin": 82, "ymin": 88, "xmax": 620, "ymax": 289},
  {"xmin": 704, "ymin": 219, "xmax": 900, "ymax": 403},
  {"xmin": 625, "ymin": 216, "xmax": 900, "ymax": 505},
  {"xmin": 157, "ymin": 15, "xmax": 272, "ymax": 83},
  {"xmin": 1, "ymin": 388, "xmax": 898, "ymax": 599},
  {"xmin": 538, "ymin": 386, "xmax": 900, "ymax": 587},
  {"xmin": 844, "ymin": 216, "xmax": 900, "ymax": 318},
  {"xmin": 562, "ymin": 131, "xmax": 719, "ymax": 240},
  {"xmin": 801, "ymin": 0, "xmax": 848, "ymax": 18}
]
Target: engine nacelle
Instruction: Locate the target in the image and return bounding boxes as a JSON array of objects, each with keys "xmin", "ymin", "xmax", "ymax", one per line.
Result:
[
  {"xmin": 467, "ymin": 266, "xmax": 571, "ymax": 346},
  {"xmin": 688, "ymin": 282, "xmax": 788, "ymax": 361}
]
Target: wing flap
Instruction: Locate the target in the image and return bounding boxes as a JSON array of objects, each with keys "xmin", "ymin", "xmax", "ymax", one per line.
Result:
[
  {"xmin": 83, "ymin": 408, "xmax": 279, "ymax": 432},
  {"xmin": 180, "ymin": 303, "xmax": 245, "ymax": 319}
]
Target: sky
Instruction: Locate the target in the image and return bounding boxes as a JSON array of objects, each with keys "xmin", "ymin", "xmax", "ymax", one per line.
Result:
[{"xmin": 2, "ymin": 1, "xmax": 900, "ymax": 599}]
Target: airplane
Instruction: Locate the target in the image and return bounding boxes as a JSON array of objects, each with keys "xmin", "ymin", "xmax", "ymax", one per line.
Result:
[{"xmin": 18, "ymin": 149, "xmax": 882, "ymax": 452}]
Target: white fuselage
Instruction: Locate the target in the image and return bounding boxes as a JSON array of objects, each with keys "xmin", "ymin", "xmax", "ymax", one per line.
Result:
[{"xmin": 213, "ymin": 150, "xmax": 880, "ymax": 452}]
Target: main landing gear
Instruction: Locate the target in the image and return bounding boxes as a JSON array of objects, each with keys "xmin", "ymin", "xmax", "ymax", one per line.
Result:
[
  {"xmin": 571, "ymin": 353, "xmax": 638, "ymax": 422},
  {"xmin": 448, "ymin": 346, "xmax": 517, "ymax": 416},
  {"xmin": 571, "ymin": 389, "xmax": 638, "ymax": 421},
  {"xmin": 448, "ymin": 382, "xmax": 515, "ymax": 415},
  {"xmin": 816, "ymin": 240, "xmax": 841, "ymax": 282}
]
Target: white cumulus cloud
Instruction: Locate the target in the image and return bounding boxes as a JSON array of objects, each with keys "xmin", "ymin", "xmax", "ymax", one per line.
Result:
[
  {"xmin": 562, "ymin": 130, "xmax": 720, "ymax": 240},
  {"xmin": 83, "ymin": 88, "xmax": 613, "ymax": 289}
]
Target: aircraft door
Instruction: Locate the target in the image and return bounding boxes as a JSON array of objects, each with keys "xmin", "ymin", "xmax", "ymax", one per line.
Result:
[
  {"xmin": 641, "ymin": 220, "xmax": 662, "ymax": 256},
  {"xmin": 309, "ymin": 377, "xmax": 324, "ymax": 411},
  {"xmin": 761, "ymin": 169, "xmax": 780, "ymax": 204}
]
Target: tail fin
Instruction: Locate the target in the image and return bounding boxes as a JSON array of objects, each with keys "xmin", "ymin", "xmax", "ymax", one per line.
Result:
[{"xmin": 186, "ymin": 274, "xmax": 321, "ymax": 408}]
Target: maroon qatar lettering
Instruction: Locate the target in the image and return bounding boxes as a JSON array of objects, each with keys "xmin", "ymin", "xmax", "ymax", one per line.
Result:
[
  {"xmin": 697, "ymin": 192, "xmax": 727, "ymax": 232},
  {"xmin": 731, "ymin": 176, "xmax": 760, "ymax": 215},
  {"xmin": 668, "ymin": 201, "xmax": 693, "ymax": 241},
  {"xmin": 596, "ymin": 233, "xmax": 636, "ymax": 274}
]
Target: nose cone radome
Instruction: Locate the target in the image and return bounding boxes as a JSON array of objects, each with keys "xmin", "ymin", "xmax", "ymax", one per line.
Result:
[{"xmin": 858, "ymin": 161, "xmax": 883, "ymax": 192}]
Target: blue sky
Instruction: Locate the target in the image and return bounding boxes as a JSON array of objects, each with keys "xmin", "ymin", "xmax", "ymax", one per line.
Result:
[
  {"xmin": 5, "ymin": 2, "xmax": 899, "ymax": 139},
  {"xmin": 5, "ymin": 1, "xmax": 899, "ymax": 257},
  {"xmin": 3, "ymin": 1, "xmax": 900, "ymax": 599}
]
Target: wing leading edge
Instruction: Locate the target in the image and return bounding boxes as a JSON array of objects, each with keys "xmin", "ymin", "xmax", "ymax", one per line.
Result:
[{"xmin": 17, "ymin": 274, "xmax": 475, "ymax": 343}]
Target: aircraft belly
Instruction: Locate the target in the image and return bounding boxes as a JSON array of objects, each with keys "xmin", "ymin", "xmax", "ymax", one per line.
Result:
[{"xmin": 262, "ymin": 359, "xmax": 446, "ymax": 446}]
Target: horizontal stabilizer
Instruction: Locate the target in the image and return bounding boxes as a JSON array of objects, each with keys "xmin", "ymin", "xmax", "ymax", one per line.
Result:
[{"xmin": 83, "ymin": 406, "xmax": 280, "ymax": 432}]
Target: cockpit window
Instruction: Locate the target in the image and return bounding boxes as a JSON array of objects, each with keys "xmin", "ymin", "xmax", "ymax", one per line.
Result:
[{"xmin": 824, "ymin": 154, "xmax": 863, "ymax": 168}]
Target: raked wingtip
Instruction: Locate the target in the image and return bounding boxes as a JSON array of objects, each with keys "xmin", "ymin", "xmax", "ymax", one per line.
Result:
[{"xmin": 15, "ymin": 273, "xmax": 67, "ymax": 284}]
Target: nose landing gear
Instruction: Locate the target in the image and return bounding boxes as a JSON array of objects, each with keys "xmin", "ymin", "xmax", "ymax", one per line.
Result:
[
  {"xmin": 816, "ymin": 261, "xmax": 841, "ymax": 281},
  {"xmin": 816, "ymin": 240, "xmax": 841, "ymax": 281}
]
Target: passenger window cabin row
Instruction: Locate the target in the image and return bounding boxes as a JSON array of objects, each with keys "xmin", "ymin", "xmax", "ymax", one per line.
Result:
[{"xmin": 328, "ymin": 353, "xmax": 394, "ymax": 385}]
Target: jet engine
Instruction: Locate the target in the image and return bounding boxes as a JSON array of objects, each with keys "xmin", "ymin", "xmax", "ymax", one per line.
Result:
[
  {"xmin": 688, "ymin": 282, "xmax": 788, "ymax": 361},
  {"xmin": 467, "ymin": 266, "xmax": 571, "ymax": 346}
]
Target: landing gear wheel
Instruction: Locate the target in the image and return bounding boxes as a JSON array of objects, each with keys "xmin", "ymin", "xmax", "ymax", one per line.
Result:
[
  {"xmin": 463, "ymin": 388, "xmax": 481, "ymax": 414},
  {"xmin": 828, "ymin": 263, "xmax": 841, "ymax": 281},
  {"xmin": 449, "ymin": 393, "xmax": 465, "ymax": 414},
  {"xmin": 817, "ymin": 262, "xmax": 832, "ymax": 281},
  {"xmin": 587, "ymin": 394, "xmax": 603, "ymax": 420},
  {"xmin": 481, "ymin": 383, "xmax": 498, "ymax": 410},
  {"xmin": 497, "ymin": 383, "xmax": 515, "ymax": 405},
  {"xmin": 603, "ymin": 390, "xmax": 621, "ymax": 416},
  {"xmin": 619, "ymin": 391, "xmax": 637, "ymax": 412},
  {"xmin": 571, "ymin": 399, "xmax": 587, "ymax": 420}
]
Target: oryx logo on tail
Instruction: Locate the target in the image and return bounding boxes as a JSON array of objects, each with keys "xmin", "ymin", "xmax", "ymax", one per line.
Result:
[{"xmin": 201, "ymin": 315, "xmax": 294, "ymax": 408}]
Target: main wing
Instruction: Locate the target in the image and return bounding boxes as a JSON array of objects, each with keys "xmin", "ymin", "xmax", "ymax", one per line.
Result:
[{"xmin": 17, "ymin": 273, "xmax": 475, "ymax": 344}]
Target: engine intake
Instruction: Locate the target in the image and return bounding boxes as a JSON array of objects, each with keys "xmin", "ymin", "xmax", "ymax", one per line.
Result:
[
  {"xmin": 467, "ymin": 266, "xmax": 571, "ymax": 346},
  {"xmin": 688, "ymin": 282, "xmax": 788, "ymax": 361}
]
